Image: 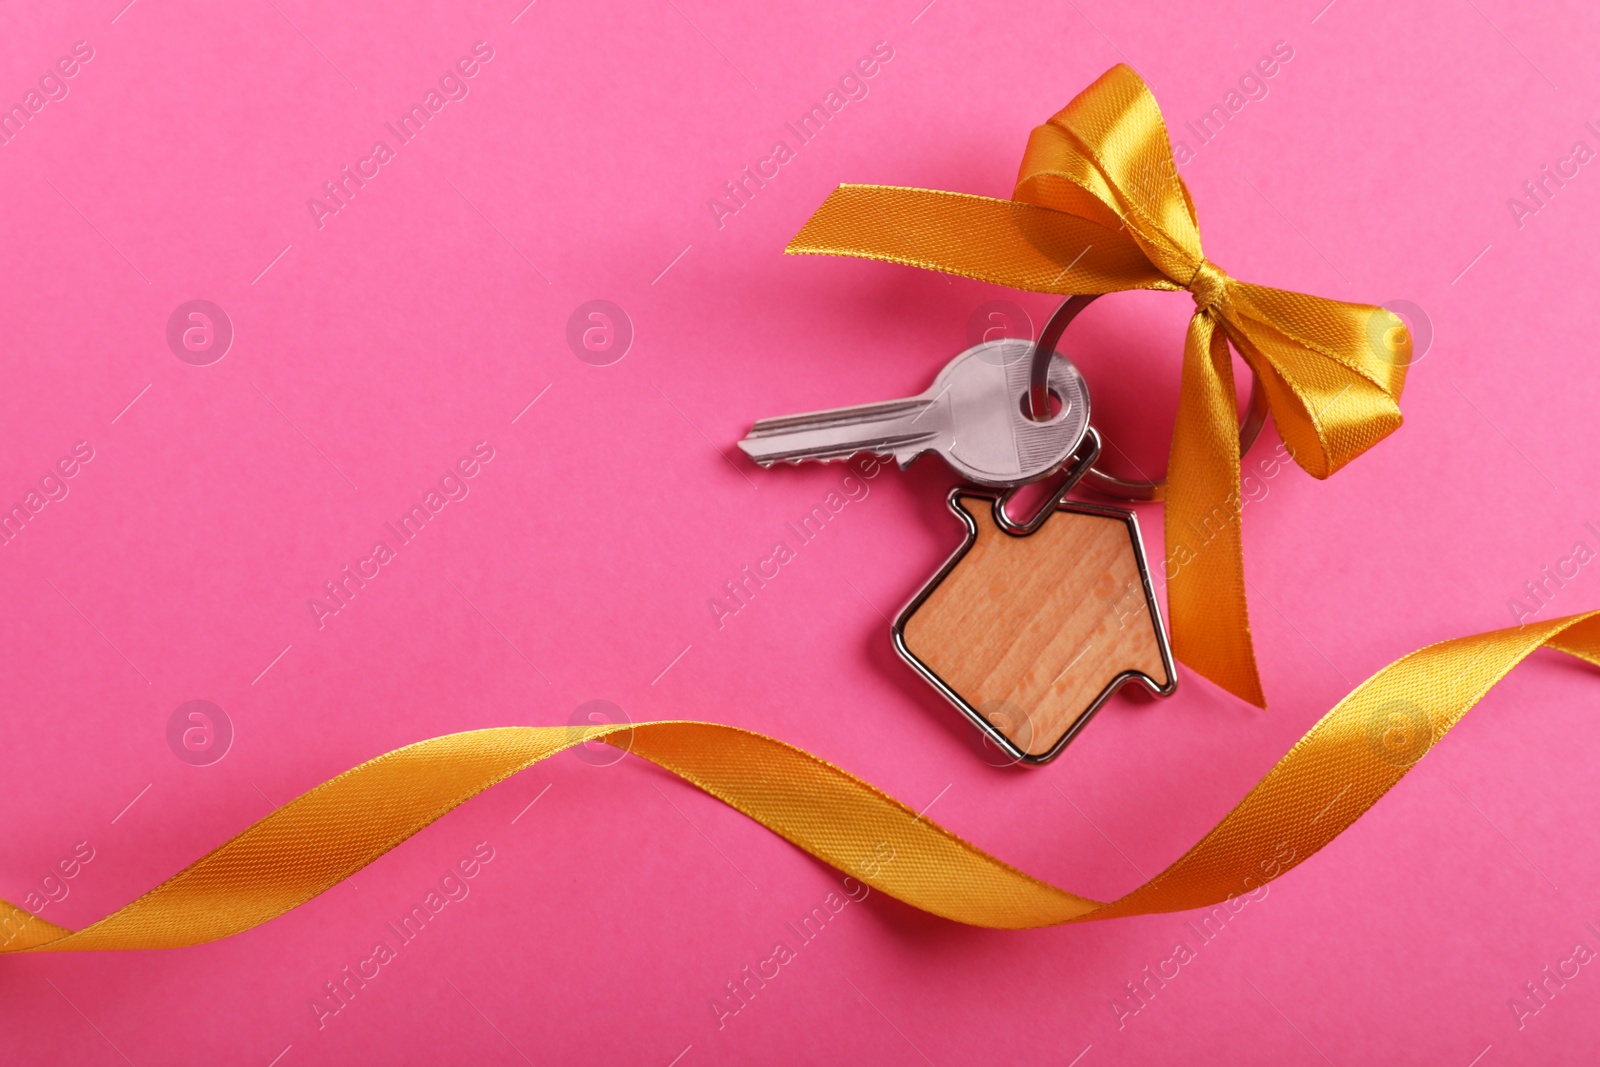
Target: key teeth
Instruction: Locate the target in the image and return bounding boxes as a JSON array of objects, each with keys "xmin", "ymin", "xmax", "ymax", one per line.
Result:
[
  {"xmin": 737, "ymin": 444, "xmax": 914, "ymax": 470},
  {"xmin": 780, "ymin": 452, "xmax": 883, "ymax": 466}
]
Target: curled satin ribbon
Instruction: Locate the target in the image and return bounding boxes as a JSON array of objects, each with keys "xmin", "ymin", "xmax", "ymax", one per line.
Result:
[
  {"xmin": 784, "ymin": 64, "xmax": 1410, "ymax": 708},
  {"xmin": 3, "ymin": 612, "xmax": 1592, "ymax": 951}
]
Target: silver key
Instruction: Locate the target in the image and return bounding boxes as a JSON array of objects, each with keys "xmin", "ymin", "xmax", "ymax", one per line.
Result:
[{"xmin": 737, "ymin": 339, "xmax": 1091, "ymax": 487}]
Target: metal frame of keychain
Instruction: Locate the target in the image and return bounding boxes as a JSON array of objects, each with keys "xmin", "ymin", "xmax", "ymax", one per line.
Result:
[{"xmin": 738, "ymin": 294, "xmax": 1268, "ymax": 765}]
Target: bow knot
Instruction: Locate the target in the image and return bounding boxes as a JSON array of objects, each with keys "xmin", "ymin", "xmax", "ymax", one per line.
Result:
[
  {"xmin": 783, "ymin": 63, "xmax": 1408, "ymax": 709},
  {"xmin": 1185, "ymin": 259, "xmax": 1228, "ymax": 313}
]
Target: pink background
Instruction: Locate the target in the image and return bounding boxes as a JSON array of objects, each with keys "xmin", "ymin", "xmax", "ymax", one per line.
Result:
[{"xmin": 1, "ymin": 0, "xmax": 1597, "ymax": 1063}]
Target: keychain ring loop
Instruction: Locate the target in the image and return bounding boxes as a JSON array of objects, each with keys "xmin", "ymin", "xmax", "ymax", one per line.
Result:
[{"xmin": 1027, "ymin": 294, "xmax": 1268, "ymax": 502}]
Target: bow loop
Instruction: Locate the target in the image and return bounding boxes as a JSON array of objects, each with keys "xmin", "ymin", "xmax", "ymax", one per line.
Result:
[
  {"xmin": 1219, "ymin": 280, "xmax": 1409, "ymax": 480},
  {"xmin": 1015, "ymin": 65, "xmax": 1203, "ymax": 283},
  {"xmin": 783, "ymin": 63, "xmax": 1408, "ymax": 708}
]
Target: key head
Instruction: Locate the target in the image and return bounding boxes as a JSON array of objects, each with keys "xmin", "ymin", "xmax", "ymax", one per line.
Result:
[{"xmin": 919, "ymin": 339, "xmax": 1090, "ymax": 486}]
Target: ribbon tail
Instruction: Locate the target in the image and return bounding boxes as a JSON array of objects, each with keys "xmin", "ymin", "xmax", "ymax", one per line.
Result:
[
  {"xmin": 785, "ymin": 185, "xmax": 1171, "ymax": 294},
  {"xmin": 3, "ymin": 613, "xmax": 1599, "ymax": 944},
  {"xmin": 1165, "ymin": 310, "xmax": 1266, "ymax": 707}
]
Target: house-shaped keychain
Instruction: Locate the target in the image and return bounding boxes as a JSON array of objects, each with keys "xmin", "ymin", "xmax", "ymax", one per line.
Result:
[{"xmin": 895, "ymin": 490, "xmax": 1176, "ymax": 764}]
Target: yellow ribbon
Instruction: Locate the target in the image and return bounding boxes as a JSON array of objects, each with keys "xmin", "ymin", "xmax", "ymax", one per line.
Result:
[
  {"xmin": 5, "ymin": 612, "xmax": 1593, "ymax": 951},
  {"xmin": 784, "ymin": 64, "xmax": 1410, "ymax": 707}
]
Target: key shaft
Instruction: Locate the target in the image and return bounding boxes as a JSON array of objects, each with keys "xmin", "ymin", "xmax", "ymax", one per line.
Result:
[{"xmin": 738, "ymin": 397, "xmax": 942, "ymax": 465}]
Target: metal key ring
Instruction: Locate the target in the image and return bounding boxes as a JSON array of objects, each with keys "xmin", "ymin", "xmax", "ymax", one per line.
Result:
[{"xmin": 1027, "ymin": 294, "xmax": 1269, "ymax": 502}]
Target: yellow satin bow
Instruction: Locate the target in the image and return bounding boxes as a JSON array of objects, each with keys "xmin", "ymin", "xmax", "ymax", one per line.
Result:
[{"xmin": 786, "ymin": 64, "xmax": 1410, "ymax": 707}]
